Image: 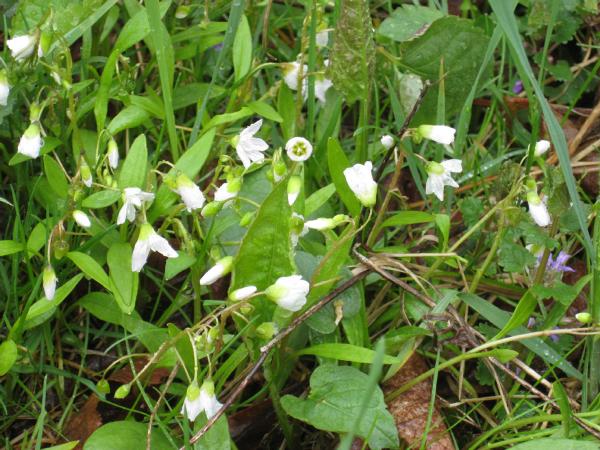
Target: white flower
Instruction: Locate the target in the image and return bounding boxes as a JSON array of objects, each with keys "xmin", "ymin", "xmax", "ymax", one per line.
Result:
[
  {"xmin": 181, "ymin": 380, "xmax": 223, "ymax": 422},
  {"xmin": 73, "ymin": 210, "xmax": 91, "ymax": 228},
  {"xmin": 283, "ymin": 61, "xmax": 307, "ymax": 93},
  {"xmin": 107, "ymin": 138, "xmax": 119, "ymax": 169},
  {"xmin": 527, "ymin": 191, "xmax": 551, "ymax": 227},
  {"xmin": 418, "ymin": 125, "xmax": 456, "ymax": 145},
  {"xmin": 117, "ymin": 187, "xmax": 154, "ymax": 225},
  {"xmin": 200, "ymin": 256, "xmax": 234, "ymax": 285},
  {"xmin": 235, "ymin": 119, "xmax": 269, "ymax": 168},
  {"xmin": 285, "ymin": 137, "xmax": 313, "ymax": 162},
  {"xmin": 316, "ymin": 30, "xmax": 329, "ymax": 47},
  {"xmin": 81, "ymin": 159, "xmax": 93, "ymax": 188},
  {"xmin": 229, "ymin": 285, "xmax": 257, "ymax": 301},
  {"xmin": 7, "ymin": 35, "xmax": 37, "ymax": 61},
  {"xmin": 287, "ymin": 175, "xmax": 302, "ymax": 206},
  {"xmin": 131, "ymin": 223, "xmax": 178, "ymax": 272},
  {"xmin": 214, "ymin": 182, "xmax": 240, "ymax": 203},
  {"xmin": 315, "ymin": 77, "xmax": 333, "ymax": 103},
  {"xmin": 343, "ymin": 161, "xmax": 378, "ymax": 208},
  {"xmin": 18, "ymin": 123, "xmax": 42, "ymax": 159},
  {"xmin": 534, "ymin": 140, "xmax": 550, "ymax": 157},
  {"xmin": 380, "ymin": 135, "xmax": 395, "ymax": 150},
  {"xmin": 265, "ymin": 275, "xmax": 310, "ymax": 312},
  {"xmin": 43, "ymin": 265, "xmax": 57, "ymax": 300},
  {"xmin": 174, "ymin": 174, "xmax": 205, "ymax": 212},
  {"xmin": 305, "ymin": 214, "xmax": 348, "ymax": 231},
  {"xmin": 425, "ymin": 159, "xmax": 462, "ymax": 201},
  {"xmin": 0, "ymin": 72, "xmax": 10, "ymax": 106}
]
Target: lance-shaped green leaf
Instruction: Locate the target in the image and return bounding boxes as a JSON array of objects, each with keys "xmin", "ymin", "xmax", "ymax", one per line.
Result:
[
  {"xmin": 118, "ymin": 134, "xmax": 148, "ymax": 189},
  {"xmin": 107, "ymin": 242, "xmax": 139, "ymax": 314}
]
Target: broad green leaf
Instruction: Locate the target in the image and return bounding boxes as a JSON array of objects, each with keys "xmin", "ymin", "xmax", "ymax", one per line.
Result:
[
  {"xmin": 281, "ymin": 365, "xmax": 399, "ymax": 450},
  {"xmin": 232, "ymin": 15, "xmax": 252, "ymax": 81},
  {"xmin": 247, "ymin": 100, "xmax": 283, "ymax": 123},
  {"xmin": 328, "ymin": 0, "xmax": 375, "ymax": 103},
  {"xmin": 107, "ymin": 243, "xmax": 139, "ymax": 314},
  {"xmin": 0, "ymin": 339, "xmax": 18, "ymax": 376},
  {"xmin": 204, "ymin": 107, "xmax": 253, "ymax": 130},
  {"xmin": 118, "ymin": 134, "xmax": 148, "ymax": 189},
  {"xmin": 231, "ymin": 180, "xmax": 294, "ymax": 321},
  {"xmin": 26, "ymin": 222, "xmax": 48, "ymax": 257},
  {"xmin": 379, "ymin": 211, "xmax": 434, "ymax": 229},
  {"xmin": 67, "ymin": 252, "xmax": 111, "ymax": 290},
  {"xmin": 84, "ymin": 421, "xmax": 172, "ymax": 450},
  {"xmin": 164, "ymin": 253, "xmax": 195, "ymax": 281},
  {"xmin": 0, "ymin": 240, "xmax": 25, "ymax": 256},
  {"xmin": 82, "ymin": 190, "xmax": 121, "ymax": 209},
  {"xmin": 42, "ymin": 442, "xmax": 80, "ymax": 450},
  {"xmin": 43, "ymin": 155, "xmax": 69, "ymax": 198},
  {"xmin": 108, "ymin": 106, "xmax": 150, "ymax": 135},
  {"xmin": 277, "ymin": 84, "xmax": 296, "ymax": 140},
  {"xmin": 510, "ymin": 439, "xmax": 599, "ymax": 450},
  {"xmin": 492, "ymin": 289, "xmax": 537, "ymax": 340},
  {"xmin": 400, "ymin": 16, "xmax": 489, "ymax": 123},
  {"xmin": 327, "ymin": 138, "xmax": 361, "ymax": 216},
  {"xmin": 172, "ymin": 83, "xmax": 225, "ymax": 110},
  {"xmin": 25, "ymin": 274, "xmax": 84, "ymax": 327},
  {"xmin": 305, "ymin": 184, "xmax": 336, "ymax": 217},
  {"xmin": 193, "ymin": 415, "xmax": 231, "ymax": 450},
  {"xmin": 297, "ymin": 343, "xmax": 401, "ymax": 364},
  {"xmin": 377, "ymin": 4, "xmax": 444, "ymax": 42}
]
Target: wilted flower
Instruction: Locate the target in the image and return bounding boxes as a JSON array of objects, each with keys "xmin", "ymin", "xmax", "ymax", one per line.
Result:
[
  {"xmin": 18, "ymin": 123, "xmax": 42, "ymax": 159},
  {"xmin": 131, "ymin": 223, "xmax": 178, "ymax": 272},
  {"xmin": 173, "ymin": 174, "xmax": 205, "ymax": 212},
  {"xmin": 425, "ymin": 159, "xmax": 462, "ymax": 201},
  {"xmin": 287, "ymin": 175, "xmax": 302, "ymax": 206},
  {"xmin": 285, "ymin": 137, "xmax": 313, "ymax": 162},
  {"xmin": 527, "ymin": 191, "xmax": 551, "ymax": 227},
  {"xmin": 343, "ymin": 161, "xmax": 377, "ymax": 208},
  {"xmin": 72, "ymin": 210, "xmax": 91, "ymax": 228},
  {"xmin": 265, "ymin": 275, "xmax": 310, "ymax": 312},
  {"xmin": 234, "ymin": 119, "xmax": 269, "ymax": 168},
  {"xmin": 533, "ymin": 140, "xmax": 550, "ymax": 157},
  {"xmin": 0, "ymin": 71, "xmax": 10, "ymax": 106},
  {"xmin": 107, "ymin": 138, "xmax": 119, "ymax": 169},
  {"xmin": 43, "ymin": 265, "xmax": 57, "ymax": 300},
  {"xmin": 200, "ymin": 256, "xmax": 233, "ymax": 285},
  {"xmin": 229, "ymin": 285, "xmax": 257, "ymax": 301},
  {"xmin": 214, "ymin": 181, "xmax": 240, "ymax": 203},
  {"xmin": 380, "ymin": 135, "xmax": 394, "ymax": 150},
  {"xmin": 117, "ymin": 187, "xmax": 155, "ymax": 225},
  {"xmin": 7, "ymin": 34, "xmax": 37, "ymax": 61},
  {"xmin": 417, "ymin": 125, "xmax": 456, "ymax": 145},
  {"xmin": 181, "ymin": 380, "xmax": 223, "ymax": 422}
]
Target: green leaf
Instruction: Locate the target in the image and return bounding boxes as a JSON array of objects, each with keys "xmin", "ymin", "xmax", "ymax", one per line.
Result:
[
  {"xmin": 84, "ymin": 421, "xmax": 172, "ymax": 450},
  {"xmin": 67, "ymin": 252, "xmax": 111, "ymax": 290},
  {"xmin": 247, "ymin": 100, "xmax": 283, "ymax": 123},
  {"xmin": 498, "ymin": 239, "xmax": 536, "ymax": 273},
  {"xmin": 329, "ymin": 0, "xmax": 375, "ymax": 103},
  {"xmin": 232, "ymin": 14, "xmax": 252, "ymax": 81},
  {"xmin": 108, "ymin": 106, "xmax": 151, "ymax": 135},
  {"xmin": 377, "ymin": 4, "xmax": 444, "ymax": 42},
  {"xmin": 297, "ymin": 343, "xmax": 401, "ymax": 364},
  {"xmin": 107, "ymin": 243, "xmax": 139, "ymax": 314},
  {"xmin": 164, "ymin": 253, "xmax": 195, "ymax": 281},
  {"xmin": 327, "ymin": 138, "xmax": 361, "ymax": 216},
  {"xmin": 0, "ymin": 339, "xmax": 18, "ymax": 376},
  {"xmin": 510, "ymin": 439, "xmax": 599, "ymax": 450},
  {"xmin": 281, "ymin": 365, "xmax": 399, "ymax": 450},
  {"xmin": 231, "ymin": 180, "xmax": 294, "ymax": 321},
  {"xmin": 532, "ymin": 281, "xmax": 585, "ymax": 306},
  {"xmin": 42, "ymin": 442, "xmax": 80, "ymax": 450},
  {"xmin": 493, "ymin": 289, "xmax": 537, "ymax": 340},
  {"xmin": 118, "ymin": 134, "xmax": 148, "ymax": 189},
  {"xmin": 305, "ymin": 184, "xmax": 336, "ymax": 217},
  {"xmin": 435, "ymin": 214, "xmax": 450, "ymax": 249},
  {"xmin": 27, "ymin": 222, "xmax": 48, "ymax": 257},
  {"xmin": 379, "ymin": 211, "xmax": 434, "ymax": 229},
  {"xmin": 0, "ymin": 240, "xmax": 25, "ymax": 257},
  {"xmin": 82, "ymin": 190, "xmax": 121, "ymax": 208},
  {"xmin": 399, "ymin": 16, "xmax": 489, "ymax": 123},
  {"xmin": 43, "ymin": 155, "xmax": 69, "ymax": 198},
  {"xmin": 25, "ymin": 274, "xmax": 84, "ymax": 327},
  {"xmin": 193, "ymin": 415, "xmax": 231, "ymax": 450}
]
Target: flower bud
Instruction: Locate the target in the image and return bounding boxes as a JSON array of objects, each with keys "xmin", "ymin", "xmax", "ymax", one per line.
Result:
[
  {"xmin": 199, "ymin": 256, "xmax": 234, "ymax": 285},
  {"xmin": 256, "ymin": 322, "xmax": 278, "ymax": 340},
  {"xmin": 52, "ymin": 240, "xmax": 69, "ymax": 260},
  {"xmin": 43, "ymin": 265, "xmax": 57, "ymax": 300},
  {"xmin": 114, "ymin": 384, "xmax": 131, "ymax": 399},
  {"xmin": 29, "ymin": 103, "xmax": 42, "ymax": 122},
  {"xmin": 380, "ymin": 135, "xmax": 394, "ymax": 150},
  {"xmin": 229, "ymin": 285, "xmax": 257, "ymax": 301},
  {"xmin": 287, "ymin": 175, "xmax": 302, "ymax": 206},
  {"xmin": 107, "ymin": 138, "xmax": 119, "ymax": 169},
  {"xmin": 80, "ymin": 158, "xmax": 93, "ymax": 188},
  {"xmin": 576, "ymin": 312, "xmax": 592, "ymax": 324},
  {"xmin": 38, "ymin": 31, "xmax": 52, "ymax": 56},
  {"xmin": 0, "ymin": 71, "xmax": 10, "ymax": 106},
  {"xmin": 97, "ymin": 379, "xmax": 110, "ymax": 394},
  {"xmin": 175, "ymin": 5, "xmax": 191, "ymax": 18},
  {"xmin": 201, "ymin": 201, "xmax": 223, "ymax": 217},
  {"xmin": 72, "ymin": 210, "xmax": 91, "ymax": 228},
  {"xmin": 239, "ymin": 211, "xmax": 254, "ymax": 227}
]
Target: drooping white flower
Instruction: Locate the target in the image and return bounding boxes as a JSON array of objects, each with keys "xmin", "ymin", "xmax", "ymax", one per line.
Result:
[
  {"xmin": 131, "ymin": 223, "xmax": 178, "ymax": 272},
  {"xmin": 0, "ymin": 71, "xmax": 10, "ymax": 106},
  {"xmin": 234, "ymin": 119, "xmax": 269, "ymax": 168},
  {"xmin": 43, "ymin": 265, "xmax": 57, "ymax": 300},
  {"xmin": 181, "ymin": 380, "xmax": 223, "ymax": 422},
  {"xmin": 285, "ymin": 137, "xmax": 313, "ymax": 162},
  {"xmin": 287, "ymin": 175, "xmax": 302, "ymax": 206},
  {"xmin": 380, "ymin": 135, "xmax": 395, "ymax": 150},
  {"xmin": 7, "ymin": 35, "xmax": 37, "ymax": 61},
  {"xmin": 527, "ymin": 191, "xmax": 551, "ymax": 227},
  {"xmin": 534, "ymin": 140, "xmax": 550, "ymax": 157},
  {"xmin": 316, "ymin": 30, "xmax": 329, "ymax": 47},
  {"xmin": 173, "ymin": 174, "xmax": 205, "ymax": 212},
  {"xmin": 229, "ymin": 285, "xmax": 257, "ymax": 301},
  {"xmin": 305, "ymin": 214, "xmax": 348, "ymax": 231},
  {"xmin": 18, "ymin": 123, "xmax": 42, "ymax": 159},
  {"xmin": 72, "ymin": 210, "xmax": 91, "ymax": 228},
  {"xmin": 343, "ymin": 161, "xmax": 378, "ymax": 208},
  {"xmin": 200, "ymin": 256, "xmax": 234, "ymax": 285},
  {"xmin": 315, "ymin": 77, "xmax": 333, "ymax": 103},
  {"xmin": 117, "ymin": 187, "xmax": 155, "ymax": 225},
  {"xmin": 418, "ymin": 125, "xmax": 456, "ymax": 145},
  {"xmin": 265, "ymin": 275, "xmax": 310, "ymax": 312},
  {"xmin": 425, "ymin": 159, "xmax": 462, "ymax": 201},
  {"xmin": 282, "ymin": 61, "xmax": 307, "ymax": 93},
  {"xmin": 107, "ymin": 138, "xmax": 119, "ymax": 169},
  {"xmin": 214, "ymin": 181, "xmax": 240, "ymax": 203}
]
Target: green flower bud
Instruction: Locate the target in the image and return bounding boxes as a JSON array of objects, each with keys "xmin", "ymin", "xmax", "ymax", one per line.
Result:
[
  {"xmin": 114, "ymin": 383, "xmax": 131, "ymax": 399},
  {"xmin": 29, "ymin": 103, "xmax": 42, "ymax": 122},
  {"xmin": 256, "ymin": 322, "xmax": 278, "ymax": 340},
  {"xmin": 240, "ymin": 211, "xmax": 254, "ymax": 227},
  {"xmin": 175, "ymin": 4, "xmax": 191, "ymax": 19},
  {"xmin": 576, "ymin": 312, "xmax": 592, "ymax": 324},
  {"xmin": 201, "ymin": 201, "xmax": 223, "ymax": 217},
  {"xmin": 97, "ymin": 379, "xmax": 110, "ymax": 394},
  {"xmin": 52, "ymin": 240, "xmax": 69, "ymax": 260}
]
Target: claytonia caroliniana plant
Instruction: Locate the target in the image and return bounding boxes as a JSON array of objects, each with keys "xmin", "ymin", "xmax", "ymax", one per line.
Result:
[
  {"xmin": 117, "ymin": 188, "xmax": 154, "ymax": 225},
  {"xmin": 18, "ymin": 123, "xmax": 42, "ymax": 159},
  {"xmin": 285, "ymin": 137, "xmax": 313, "ymax": 162},
  {"xmin": 343, "ymin": 161, "xmax": 377, "ymax": 208},
  {"xmin": 43, "ymin": 265, "xmax": 57, "ymax": 301},
  {"xmin": 416, "ymin": 125, "xmax": 456, "ymax": 145},
  {"xmin": 72, "ymin": 210, "xmax": 91, "ymax": 228},
  {"xmin": 425, "ymin": 159, "xmax": 462, "ymax": 201},
  {"xmin": 200, "ymin": 256, "xmax": 234, "ymax": 285},
  {"xmin": 131, "ymin": 223, "xmax": 178, "ymax": 272},
  {"xmin": 233, "ymin": 119, "xmax": 269, "ymax": 168},
  {"xmin": 181, "ymin": 380, "xmax": 223, "ymax": 422},
  {"xmin": 265, "ymin": 275, "xmax": 310, "ymax": 312},
  {"xmin": 0, "ymin": 71, "xmax": 10, "ymax": 106}
]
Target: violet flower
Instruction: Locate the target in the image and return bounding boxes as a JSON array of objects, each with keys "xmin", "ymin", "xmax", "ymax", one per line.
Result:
[{"xmin": 512, "ymin": 80, "xmax": 524, "ymax": 94}]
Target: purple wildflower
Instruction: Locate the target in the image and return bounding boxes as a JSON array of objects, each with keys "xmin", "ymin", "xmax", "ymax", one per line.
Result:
[
  {"xmin": 550, "ymin": 327, "xmax": 560, "ymax": 343},
  {"xmin": 548, "ymin": 251, "xmax": 575, "ymax": 274},
  {"xmin": 512, "ymin": 80, "xmax": 524, "ymax": 94}
]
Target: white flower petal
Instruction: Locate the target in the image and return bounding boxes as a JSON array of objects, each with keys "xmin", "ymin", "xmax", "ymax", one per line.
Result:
[
  {"xmin": 426, "ymin": 174, "xmax": 445, "ymax": 201},
  {"xmin": 441, "ymin": 159, "xmax": 462, "ymax": 173},
  {"xmin": 131, "ymin": 239, "xmax": 151, "ymax": 272},
  {"xmin": 149, "ymin": 232, "xmax": 178, "ymax": 258}
]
